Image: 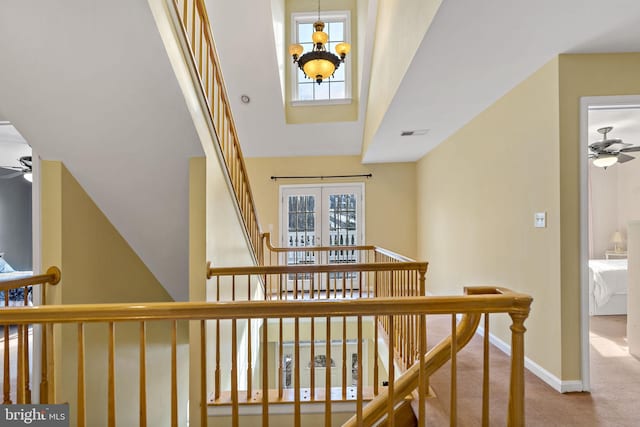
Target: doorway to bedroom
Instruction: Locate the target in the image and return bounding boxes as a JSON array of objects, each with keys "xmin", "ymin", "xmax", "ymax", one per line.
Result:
[
  {"xmin": 582, "ymin": 98, "xmax": 640, "ymax": 392},
  {"xmin": 0, "ymin": 121, "xmax": 35, "ymax": 403},
  {"xmin": 0, "ymin": 121, "xmax": 33, "ymax": 288}
]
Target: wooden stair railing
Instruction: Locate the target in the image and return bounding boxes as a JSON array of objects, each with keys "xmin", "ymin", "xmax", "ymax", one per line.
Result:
[
  {"xmin": 344, "ymin": 310, "xmax": 481, "ymax": 427},
  {"xmin": 2, "ymin": 287, "xmax": 530, "ymax": 427},
  {"xmin": 0, "ymin": 266, "xmax": 61, "ymax": 404},
  {"xmin": 261, "ymin": 234, "xmax": 431, "ymax": 380},
  {"xmin": 206, "ymin": 260, "xmax": 428, "ymax": 415},
  {"xmin": 261, "ymin": 232, "xmax": 416, "ymax": 268},
  {"xmin": 344, "ymin": 287, "xmax": 532, "ymax": 427},
  {"xmin": 168, "ymin": 0, "xmax": 264, "ymax": 264}
]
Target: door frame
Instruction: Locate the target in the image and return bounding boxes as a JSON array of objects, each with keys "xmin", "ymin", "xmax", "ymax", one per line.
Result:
[
  {"xmin": 579, "ymin": 94, "xmax": 640, "ymax": 392},
  {"xmin": 278, "ymin": 182, "xmax": 366, "ymax": 248},
  {"xmin": 31, "ymin": 150, "xmax": 42, "ymax": 402}
]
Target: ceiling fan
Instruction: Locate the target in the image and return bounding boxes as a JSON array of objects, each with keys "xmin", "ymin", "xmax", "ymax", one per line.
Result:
[
  {"xmin": 589, "ymin": 126, "xmax": 640, "ymax": 168},
  {"xmin": 0, "ymin": 156, "xmax": 32, "ymax": 182}
]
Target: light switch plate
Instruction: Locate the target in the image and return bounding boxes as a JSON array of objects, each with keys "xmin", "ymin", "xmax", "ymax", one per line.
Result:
[{"xmin": 534, "ymin": 212, "xmax": 546, "ymax": 228}]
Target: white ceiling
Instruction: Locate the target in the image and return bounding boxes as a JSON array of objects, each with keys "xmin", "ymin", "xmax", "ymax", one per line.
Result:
[
  {"xmin": 589, "ymin": 108, "xmax": 640, "ymax": 149},
  {"xmin": 210, "ymin": 0, "xmax": 640, "ymax": 163},
  {"xmin": 206, "ymin": 0, "xmax": 372, "ymax": 158},
  {"xmin": 0, "ymin": 123, "xmax": 30, "ymax": 168}
]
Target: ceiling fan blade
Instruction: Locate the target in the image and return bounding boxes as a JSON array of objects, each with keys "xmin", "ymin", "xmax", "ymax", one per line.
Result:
[
  {"xmin": 617, "ymin": 153, "xmax": 635, "ymax": 163},
  {"xmin": 620, "ymin": 146, "xmax": 640, "ymax": 153},
  {"xmin": 0, "ymin": 170, "xmax": 24, "ymax": 179}
]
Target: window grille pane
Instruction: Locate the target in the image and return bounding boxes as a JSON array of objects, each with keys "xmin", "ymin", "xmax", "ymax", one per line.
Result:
[
  {"xmin": 328, "ymin": 192, "xmax": 358, "ymax": 274},
  {"xmin": 298, "ymin": 67, "xmax": 308, "ymax": 82},
  {"xmin": 316, "ymin": 82, "xmax": 329, "ymax": 100},
  {"xmin": 298, "ymin": 23, "xmax": 313, "ymax": 42},
  {"xmin": 298, "ymin": 83, "xmax": 313, "ymax": 100},
  {"xmin": 330, "ymin": 81, "xmax": 345, "ymax": 99},
  {"xmin": 287, "ymin": 195, "xmax": 317, "ymax": 270},
  {"xmin": 300, "ymin": 42, "xmax": 313, "ymax": 52},
  {"xmin": 329, "ymin": 22, "xmax": 344, "ymax": 41}
]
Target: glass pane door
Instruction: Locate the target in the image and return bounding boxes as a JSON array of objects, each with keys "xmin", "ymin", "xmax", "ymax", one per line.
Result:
[
  {"xmin": 281, "ymin": 184, "xmax": 364, "ymax": 291},
  {"xmin": 323, "ymin": 186, "xmax": 362, "ymax": 265},
  {"xmin": 281, "ymin": 184, "xmax": 363, "ymax": 261},
  {"xmin": 282, "ymin": 187, "xmax": 322, "ymax": 267}
]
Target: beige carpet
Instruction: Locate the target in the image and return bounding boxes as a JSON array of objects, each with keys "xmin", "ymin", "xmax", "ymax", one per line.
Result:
[{"xmin": 423, "ymin": 314, "xmax": 640, "ymax": 426}]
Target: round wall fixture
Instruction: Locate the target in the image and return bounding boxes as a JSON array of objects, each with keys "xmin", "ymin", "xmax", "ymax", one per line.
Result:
[{"xmin": 240, "ymin": 95, "xmax": 250, "ymax": 104}]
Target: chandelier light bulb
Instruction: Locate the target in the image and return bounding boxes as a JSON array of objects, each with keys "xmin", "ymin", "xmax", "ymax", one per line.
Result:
[
  {"xmin": 312, "ymin": 30, "xmax": 328, "ymax": 45},
  {"xmin": 288, "ymin": 44, "xmax": 303, "ymax": 60},
  {"xmin": 335, "ymin": 42, "xmax": 351, "ymax": 60}
]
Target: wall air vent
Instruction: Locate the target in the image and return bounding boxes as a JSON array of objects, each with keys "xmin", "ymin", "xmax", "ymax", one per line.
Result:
[{"xmin": 400, "ymin": 129, "xmax": 429, "ymax": 136}]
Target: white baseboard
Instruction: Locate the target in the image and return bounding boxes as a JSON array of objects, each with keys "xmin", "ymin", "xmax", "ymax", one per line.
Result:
[{"xmin": 475, "ymin": 325, "xmax": 585, "ymax": 393}]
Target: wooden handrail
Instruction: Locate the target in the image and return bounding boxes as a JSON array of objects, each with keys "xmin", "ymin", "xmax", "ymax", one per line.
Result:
[
  {"xmin": 372, "ymin": 247, "xmax": 415, "ymax": 263},
  {"xmin": 207, "ymin": 262, "xmax": 427, "ymax": 279},
  {"xmin": 344, "ymin": 286, "xmax": 532, "ymax": 426},
  {"xmin": 170, "ymin": 0, "xmax": 263, "ymax": 264},
  {"xmin": 0, "ymin": 266, "xmax": 60, "ymax": 405},
  {"xmin": 262, "ymin": 232, "xmax": 415, "ymax": 263},
  {"xmin": 0, "ymin": 290, "xmax": 531, "ymax": 324},
  {"xmin": 5, "ymin": 283, "xmax": 529, "ymax": 425},
  {"xmin": 262, "ymin": 232, "xmax": 376, "ymax": 253},
  {"xmin": 0, "ymin": 266, "xmax": 61, "ymax": 291}
]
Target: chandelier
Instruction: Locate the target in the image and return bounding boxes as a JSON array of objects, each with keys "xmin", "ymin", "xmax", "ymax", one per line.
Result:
[{"xmin": 288, "ymin": 1, "xmax": 351, "ymax": 85}]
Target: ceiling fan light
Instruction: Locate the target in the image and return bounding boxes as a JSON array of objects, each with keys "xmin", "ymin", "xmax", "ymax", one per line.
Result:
[
  {"xmin": 593, "ymin": 155, "xmax": 618, "ymax": 168},
  {"xmin": 23, "ymin": 172, "xmax": 33, "ymax": 183}
]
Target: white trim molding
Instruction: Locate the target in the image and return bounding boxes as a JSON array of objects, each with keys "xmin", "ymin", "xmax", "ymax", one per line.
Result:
[
  {"xmin": 290, "ymin": 10, "xmax": 352, "ymax": 103},
  {"xmin": 579, "ymin": 94, "xmax": 640, "ymax": 393},
  {"xmin": 475, "ymin": 326, "xmax": 585, "ymax": 393}
]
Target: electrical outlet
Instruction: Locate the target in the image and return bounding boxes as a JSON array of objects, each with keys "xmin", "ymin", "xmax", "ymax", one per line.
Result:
[{"xmin": 534, "ymin": 212, "xmax": 546, "ymax": 228}]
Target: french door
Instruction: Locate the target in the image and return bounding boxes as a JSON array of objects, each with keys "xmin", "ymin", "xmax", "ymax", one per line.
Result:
[{"xmin": 280, "ymin": 184, "xmax": 364, "ymax": 264}]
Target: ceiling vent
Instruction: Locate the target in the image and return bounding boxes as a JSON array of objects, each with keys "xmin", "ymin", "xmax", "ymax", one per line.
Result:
[{"xmin": 401, "ymin": 129, "xmax": 429, "ymax": 136}]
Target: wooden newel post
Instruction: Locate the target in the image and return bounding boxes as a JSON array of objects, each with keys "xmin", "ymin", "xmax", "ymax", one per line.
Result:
[{"xmin": 508, "ymin": 311, "xmax": 529, "ymax": 427}]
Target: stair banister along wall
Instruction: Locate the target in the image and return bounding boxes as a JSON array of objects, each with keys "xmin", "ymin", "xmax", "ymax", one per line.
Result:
[
  {"xmin": 168, "ymin": 0, "xmax": 264, "ymax": 264},
  {"xmin": 0, "ymin": 267, "xmax": 61, "ymax": 405}
]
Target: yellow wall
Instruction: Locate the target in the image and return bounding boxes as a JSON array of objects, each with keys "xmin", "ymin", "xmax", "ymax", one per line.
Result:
[
  {"xmin": 284, "ymin": 0, "xmax": 358, "ymax": 124},
  {"xmin": 245, "ymin": 156, "xmax": 417, "ymax": 258},
  {"xmin": 557, "ymin": 53, "xmax": 640, "ymax": 379},
  {"xmin": 58, "ymin": 165, "xmax": 170, "ymax": 303},
  {"xmin": 416, "ymin": 59, "xmax": 563, "ymax": 377},
  {"xmin": 40, "ymin": 161, "xmax": 189, "ymax": 426},
  {"xmin": 361, "ymin": 0, "xmax": 442, "ymax": 155}
]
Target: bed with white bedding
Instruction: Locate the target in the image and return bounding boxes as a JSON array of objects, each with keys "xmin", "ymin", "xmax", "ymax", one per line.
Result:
[
  {"xmin": 589, "ymin": 259, "xmax": 627, "ymax": 315},
  {"xmin": 0, "ymin": 257, "xmax": 33, "ymax": 305}
]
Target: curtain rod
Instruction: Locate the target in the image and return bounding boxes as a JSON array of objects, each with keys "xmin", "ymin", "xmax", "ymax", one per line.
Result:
[{"xmin": 270, "ymin": 173, "xmax": 372, "ymax": 181}]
